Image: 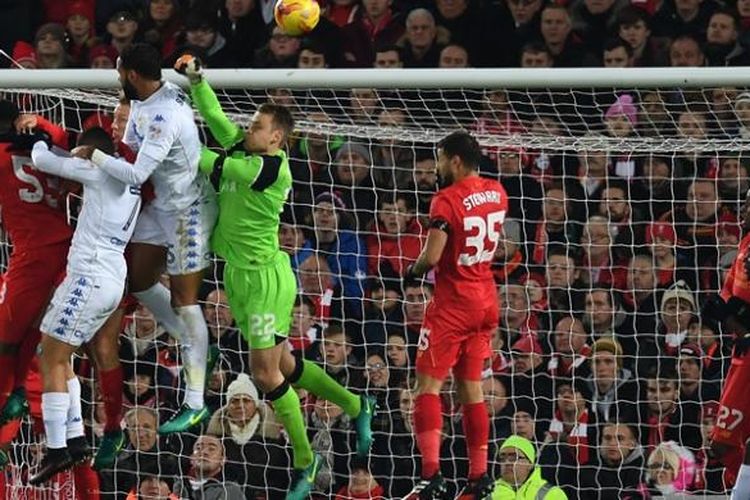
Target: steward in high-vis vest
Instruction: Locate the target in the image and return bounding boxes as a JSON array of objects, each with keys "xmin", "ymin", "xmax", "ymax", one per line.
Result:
[{"xmin": 491, "ymin": 435, "xmax": 568, "ymax": 500}]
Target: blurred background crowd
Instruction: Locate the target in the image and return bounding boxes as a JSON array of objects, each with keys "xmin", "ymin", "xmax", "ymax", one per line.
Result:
[{"xmin": 1, "ymin": 0, "xmax": 750, "ymax": 499}]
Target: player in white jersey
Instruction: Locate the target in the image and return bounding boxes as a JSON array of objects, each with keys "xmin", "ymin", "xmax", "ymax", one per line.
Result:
[
  {"xmin": 27, "ymin": 128, "xmax": 141, "ymax": 484},
  {"xmin": 81, "ymin": 44, "xmax": 218, "ymax": 433}
]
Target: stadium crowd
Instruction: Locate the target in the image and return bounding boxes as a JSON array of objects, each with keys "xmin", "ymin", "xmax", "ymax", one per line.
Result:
[{"xmin": 1, "ymin": 0, "xmax": 750, "ymax": 499}]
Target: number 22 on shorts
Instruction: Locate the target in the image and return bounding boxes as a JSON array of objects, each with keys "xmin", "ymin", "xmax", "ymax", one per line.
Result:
[{"xmin": 251, "ymin": 313, "xmax": 276, "ymax": 340}]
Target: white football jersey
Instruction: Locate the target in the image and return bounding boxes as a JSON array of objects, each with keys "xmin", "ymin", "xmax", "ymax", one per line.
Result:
[
  {"xmin": 102, "ymin": 81, "xmax": 204, "ymax": 211},
  {"xmin": 31, "ymin": 142, "xmax": 141, "ymax": 280}
]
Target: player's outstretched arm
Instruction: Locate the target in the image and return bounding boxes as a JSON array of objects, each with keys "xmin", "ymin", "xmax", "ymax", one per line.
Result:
[
  {"xmin": 174, "ymin": 54, "xmax": 243, "ymax": 150},
  {"xmin": 31, "ymin": 141, "xmax": 101, "ymax": 185}
]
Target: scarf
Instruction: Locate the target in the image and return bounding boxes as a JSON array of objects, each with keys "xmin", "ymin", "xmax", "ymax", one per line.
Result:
[
  {"xmin": 548, "ymin": 409, "xmax": 590, "ymax": 464},
  {"xmin": 228, "ymin": 412, "xmax": 261, "ymax": 445}
]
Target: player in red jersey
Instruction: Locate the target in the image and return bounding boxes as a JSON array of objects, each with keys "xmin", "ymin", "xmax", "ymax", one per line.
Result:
[
  {"xmin": 706, "ymin": 188, "xmax": 750, "ymax": 498},
  {"xmin": 404, "ymin": 131, "xmax": 508, "ymax": 500}
]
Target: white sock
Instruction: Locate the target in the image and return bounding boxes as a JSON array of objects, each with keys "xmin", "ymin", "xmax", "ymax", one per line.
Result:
[
  {"xmin": 177, "ymin": 305, "xmax": 208, "ymax": 410},
  {"xmin": 42, "ymin": 392, "xmax": 69, "ymax": 449},
  {"xmin": 134, "ymin": 283, "xmax": 185, "ymax": 341},
  {"xmin": 732, "ymin": 464, "xmax": 750, "ymax": 499},
  {"xmin": 66, "ymin": 377, "xmax": 84, "ymax": 440}
]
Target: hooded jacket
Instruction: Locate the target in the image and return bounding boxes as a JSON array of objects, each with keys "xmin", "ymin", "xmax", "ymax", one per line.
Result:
[{"xmin": 492, "ymin": 436, "xmax": 568, "ymax": 499}]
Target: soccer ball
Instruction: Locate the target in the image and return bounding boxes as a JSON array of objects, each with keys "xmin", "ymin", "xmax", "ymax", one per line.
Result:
[{"xmin": 274, "ymin": 0, "xmax": 320, "ymax": 36}]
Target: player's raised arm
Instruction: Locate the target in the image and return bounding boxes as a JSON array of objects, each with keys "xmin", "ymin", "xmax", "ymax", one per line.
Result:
[
  {"xmin": 174, "ymin": 54, "xmax": 244, "ymax": 150},
  {"xmin": 31, "ymin": 142, "xmax": 102, "ymax": 185}
]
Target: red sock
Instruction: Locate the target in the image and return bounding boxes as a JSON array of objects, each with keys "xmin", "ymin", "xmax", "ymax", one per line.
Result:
[
  {"xmin": 99, "ymin": 366, "xmax": 123, "ymax": 433},
  {"xmin": 414, "ymin": 393, "xmax": 443, "ymax": 479},
  {"xmin": 73, "ymin": 463, "xmax": 100, "ymax": 499},
  {"xmin": 14, "ymin": 328, "xmax": 41, "ymax": 389},
  {"xmin": 463, "ymin": 401, "xmax": 489, "ymax": 479}
]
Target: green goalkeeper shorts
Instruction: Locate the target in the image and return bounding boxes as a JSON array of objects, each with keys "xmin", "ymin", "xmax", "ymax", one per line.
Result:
[{"xmin": 223, "ymin": 252, "xmax": 297, "ymax": 350}]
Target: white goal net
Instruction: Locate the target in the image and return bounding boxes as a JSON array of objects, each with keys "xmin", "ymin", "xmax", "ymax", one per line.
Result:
[{"xmin": 0, "ymin": 68, "xmax": 748, "ymax": 498}]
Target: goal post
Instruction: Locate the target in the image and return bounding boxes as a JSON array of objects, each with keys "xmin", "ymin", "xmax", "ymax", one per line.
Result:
[{"xmin": 0, "ymin": 67, "xmax": 747, "ymax": 498}]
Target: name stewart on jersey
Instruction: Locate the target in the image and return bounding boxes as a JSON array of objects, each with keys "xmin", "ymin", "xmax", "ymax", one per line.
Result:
[{"xmin": 462, "ymin": 190, "xmax": 503, "ymax": 211}]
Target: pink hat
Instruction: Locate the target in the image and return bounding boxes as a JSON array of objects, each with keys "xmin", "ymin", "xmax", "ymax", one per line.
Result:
[{"xmin": 605, "ymin": 94, "xmax": 638, "ymax": 126}]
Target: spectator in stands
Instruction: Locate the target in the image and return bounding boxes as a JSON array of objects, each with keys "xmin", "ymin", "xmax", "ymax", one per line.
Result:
[
  {"xmin": 367, "ymin": 192, "xmax": 425, "ymax": 278},
  {"xmin": 531, "ymin": 184, "xmax": 580, "ymax": 265},
  {"xmin": 89, "ymin": 44, "xmax": 118, "ymax": 68},
  {"xmin": 309, "ymin": 397, "xmax": 354, "ymax": 491},
  {"xmin": 177, "ymin": 10, "xmax": 237, "ymax": 68},
  {"xmin": 718, "ymin": 155, "xmax": 750, "ymax": 205},
  {"xmin": 295, "ymin": 193, "xmax": 368, "ymax": 314},
  {"xmin": 509, "ymin": 399, "xmax": 539, "ymax": 442},
  {"xmin": 579, "ymin": 215, "xmax": 622, "ymax": 289},
  {"xmin": 583, "ymin": 338, "xmax": 639, "ymax": 423},
  {"xmin": 548, "ymin": 316, "xmax": 591, "ymax": 379},
  {"xmin": 653, "ymin": 0, "xmax": 718, "ymax": 41},
  {"xmin": 33, "ymin": 23, "xmax": 69, "ymax": 69},
  {"xmin": 341, "ymin": 0, "xmax": 404, "ymax": 67},
  {"xmin": 413, "ymin": 149, "xmax": 438, "ymax": 218},
  {"xmin": 373, "ymin": 44, "xmax": 403, "ymax": 67},
  {"xmin": 106, "ymin": 10, "xmax": 139, "ymax": 55},
  {"xmin": 138, "ymin": 0, "xmax": 182, "ymax": 58},
  {"xmin": 385, "ymin": 332, "xmax": 410, "ymax": 386},
  {"xmin": 679, "ymin": 342, "xmax": 721, "ymax": 404},
  {"xmin": 507, "ymin": 0, "xmax": 543, "ymax": 61},
  {"xmin": 297, "ymin": 252, "xmax": 338, "ymax": 323},
  {"xmin": 220, "ymin": 0, "xmax": 267, "ymax": 66},
  {"xmin": 705, "ymin": 9, "xmax": 749, "ymax": 66},
  {"xmin": 362, "ymin": 277, "xmax": 403, "ymax": 346},
  {"xmin": 694, "ymin": 401, "xmax": 728, "ymax": 493},
  {"xmin": 622, "ymin": 253, "xmax": 663, "ymax": 361},
  {"xmin": 499, "ymin": 280, "xmax": 541, "ymax": 349},
  {"xmin": 206, "ymin": 374, "xmax": 289, "ymax": 496},
  {"xmin": 373, "ymin": 108, "xmax": 415, "ymax": 187},
  {"xmin": 545, "ymin": 382, "xmax": 595, "ymax": 466},
  {"xmin": 203, "ymin": 287, "xmax": 248, "ymax": 377},
  {"xmin": 540, "ymin": 4, "xmax": 596, "ymax": 67},
  {"xmin": 604, "ymin": 94, "xmax": 638, "ymax": 141},
  {"xmin": 438, "ymin": 43, "xmax": 469, "ymax": 68},
  {"xmin": 104, "ymin": 407, "xmax": 169, "ymax": 496},
  {"xmin": 640, "ymin": 365, "xmax": 702, "ymax": 453},
  {"xmin": 317, "ymin": 323, "xmax": 364, "ymax": 388},
  {"xmin": 130, "ymin": 468, "xmax": 178, "ymax": 500},
  {"xmin": 634, "ymin": 155, "xmax": 677, "ymax": 218},
  {"xmin": 326, "ymin": 0, "xmax": 360, "ymax": 27},
  {"xmin": 336, "ymin": 459, "xmax": 386, "ymax": 499},
  {"xmin": 602, "ymin": 37, "xmax": 634, "ymax": 67},
  {"xmin": 658, "ymin": 280, "xmax": 696, "ymax": 355},
  {"xmin": 279, "ymin": 220, "xmax": 306, "ymax": 257},
  {"xmin": 492, "ymin": 435, "xmax": 567, "ymax": 499},
  {"xmin": 669, "ymin": 34, "xmax": 706, "ymax": 66},
  {"xmin": 290, "ymin": 295, "xmax": 321, "ymax": 352},
  {"xmin": 511, "ymin": 334, "xmax": 554, "ymax": 422},
  {"xmin": 494, "ymin": 147, "xmax": 542, "ymax": 232},
  {"xmin": 401, "ymin": 9, "xmax": 444, "ymax": 67},
  {"xmin": 545, "ymin": 246, "xmax": 585, "ymax": 324},
  {"xmin": 644, "ymin": 441, "xmax": 697, "ymax": 495},
  {"xmin": 617, "ymin": 6, "xmax": 669, "ymax": 66},
  {"xmin": 173, "ymin": 434, "xmax": 245, "ymax": 499},
  {"xmin": 400, "ymin": 280, "xmax": 432, "ymax": 356},
  {"xmin": 686, "ymin": 316, "xmax": 728, "ymax": 380},
  {"xmin": 570, "ymin": 0, "xmax": 628, "ymax": 55},
  {"xmin": 519, "ymin": 42, "xmax": 554, "ymax": 67},
  {"xmin": 583, "ymin": 288, "xmax": 626, "ymax": 341},
  {"xmin": 254, "ymin": 25, "xmax": 301, "ymax": 67},
  {"xmin": 297, "ymin": 38, "xmax": 327, "ymax": 68},
  {"xmin": 492, "ymin": 218, "xmax": 528, "ymax": 284},
  {"xmin": 65, "ymin": 3, "xmax": 97, "ymax": 68},
  {"xmin": 645, "ymin": 222, "xmax": 694, "ymax": 289},
  {"xmin": 348, "ymin": 88, "xmax": 380, "ymax": 124},
  {"xmin": 580, "ymin": 423, "xmax": 645, "ymax": 499}
]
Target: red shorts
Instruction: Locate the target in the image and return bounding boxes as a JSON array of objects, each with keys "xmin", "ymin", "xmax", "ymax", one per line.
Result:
[
  {"xmin": 0, "ymin": 244, "xmax": 68, "ymax": 344},
  {"xmin": 415, "ymin": 301, "xmax": 498, "ymax": 381},
  {"xmin": 711, "ymin": 359, "xmax": 750, "ymax": 470}
]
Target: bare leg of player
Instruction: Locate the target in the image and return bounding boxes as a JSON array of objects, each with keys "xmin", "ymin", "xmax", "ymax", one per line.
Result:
[
  {"xmin": 88, "ymin": 307, "xmax": 126, "ymax": 470},
  {"xmin": 731, "ymin": 440, "xmax": 750, "ymax": 499},
  {"xmin": 127, "ymin": 243, "xmax": 213, "ymax": 434},
  {"xmin": 30, "ymin": 335, "xmax": 89, "ymax": 485}
]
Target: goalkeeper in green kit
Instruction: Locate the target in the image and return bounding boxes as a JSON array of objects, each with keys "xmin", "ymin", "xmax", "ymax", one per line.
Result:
[{"xmin": 174, "ymin": 54, "xmax": 375, "ymax": 500}]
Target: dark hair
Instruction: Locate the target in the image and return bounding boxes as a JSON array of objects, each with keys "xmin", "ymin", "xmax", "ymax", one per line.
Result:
[
  {"xmin": 379, "ymin": 190, "xmax": 415, "ymax": 211},
  {"xmin": 616, "ymin": 5, "xmax": 650, "ymax": 30},
  {"xmin": 118, "ymin": 43, "xmax": 162, "ymax": 80},
  {"xmin": 78, "ymin": 126, "xmax": 115, "ymax": 155},
  {"xmin": 710, "ymin": 8, "xmax": 739, "ymax": 29},
  {"xmin": 0, "ymin": 100, "xmax": 19, "ymax": 133},
  {"xmin": 258, "ymin": 102, "xmax": 294, "ymax": 145},
  {"xmin": 437, "ymin": 131, "xmax": 482, "ymax": 169},
  {"xmin": 603, "ymin": 37, "xmax": 633, "ymax": 57},
  {"xmin": 547, "ymin": 244, "xmax": 579, "ymax": 264},
  {"xmin": 670, "ymin": 33, "xmax": 704, "ymax": 52},
  {"xmin": 647, "ymin": 364, "xmax": 678, "ymax": 384},
  {"xmin": 293, "ymin": 295, "xmax": 315, "ymax": 314},
  {"xmin": 300, "ymin": 37, "xmax": 326, "ymax": 56},
  {"xmin": 521, "ymin": 41, "xmax": 551, "ymax": 56},
  {"xmin": 375, "ymin": 43, "xmax": 403, "ymax": 57}
]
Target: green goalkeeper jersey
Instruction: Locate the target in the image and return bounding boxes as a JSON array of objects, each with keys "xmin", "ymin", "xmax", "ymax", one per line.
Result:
[{"xmin": 190, "ymin": 79, "xmax": 292, "ymax": 269}]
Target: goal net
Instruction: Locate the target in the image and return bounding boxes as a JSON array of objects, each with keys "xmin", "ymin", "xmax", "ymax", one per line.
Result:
[{"xmin": 0, "ymin": 68, "xmax": 747, "ymax": 498}]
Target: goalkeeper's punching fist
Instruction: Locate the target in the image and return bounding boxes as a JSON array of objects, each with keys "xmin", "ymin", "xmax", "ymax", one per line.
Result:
[{"xmin": 174, "ymin": 53, "xmax": 203, "ymax": 84}]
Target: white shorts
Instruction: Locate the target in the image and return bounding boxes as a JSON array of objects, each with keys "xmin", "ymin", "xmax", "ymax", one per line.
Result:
[
  {"xmin": 41, "ymin": 273, "xmax": 123, "ymax": 347},
  {"xmin": 131, "ymin": 188, "xmax": 218, "ymax": 275}
]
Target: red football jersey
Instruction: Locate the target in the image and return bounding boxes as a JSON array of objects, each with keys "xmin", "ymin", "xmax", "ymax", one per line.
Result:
[
  {"xmin": 721, "ymin": 233, "xmax": 750, "ymax": 305},
  {"xmin": 429, "ymin": 175, "xmax": 508, "ymax": 309},
  {"xmin": 0, "ymin": 140, "xmax": 72, "ymax": 251}
]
